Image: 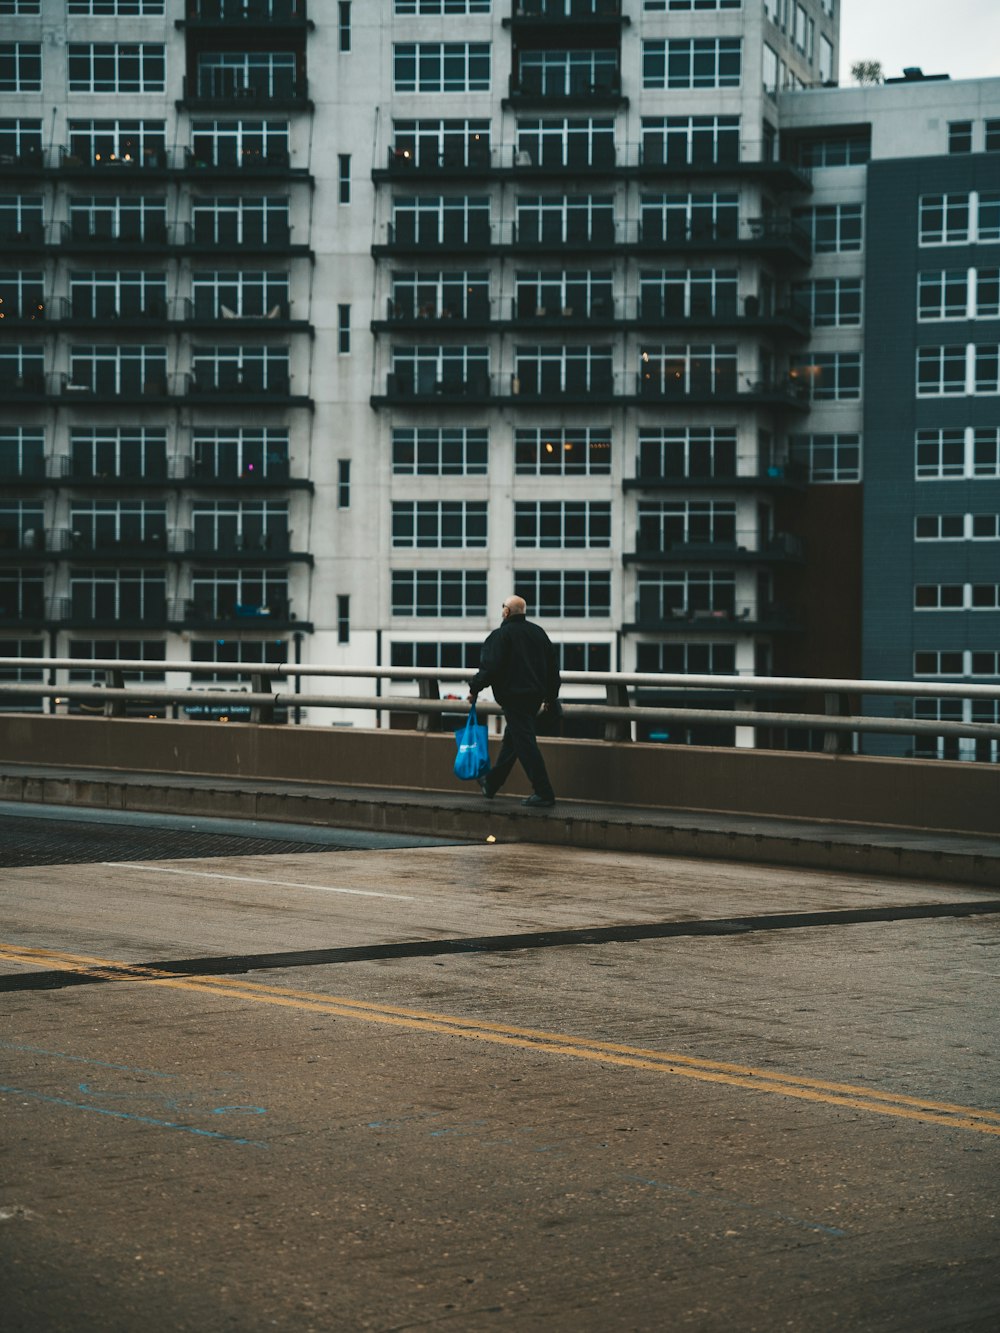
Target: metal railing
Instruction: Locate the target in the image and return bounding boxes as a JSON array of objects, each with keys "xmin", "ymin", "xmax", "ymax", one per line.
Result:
[{"xmin": 1, "ymin": 658, "xmax": 999, "ymax": 752}]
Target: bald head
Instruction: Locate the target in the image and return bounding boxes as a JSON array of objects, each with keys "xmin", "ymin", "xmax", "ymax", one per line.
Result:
[{"xmin": 502, "ymin": 595, "xmax": 527, "ymax": 618}]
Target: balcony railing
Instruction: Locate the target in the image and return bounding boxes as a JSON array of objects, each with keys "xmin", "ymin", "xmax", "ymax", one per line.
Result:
[
  {"xmin": 507, "ymin": 69, "xmax": 623, "ymax": 103},
  {"xmin": 180, "ymin": 73, "xmax": 311, "ymax": 110},
  {"xmin": 177, "ymin": 596, "xmax": 295, "ymax": 628},
  {"xmin": 626, "ymin": 602, "xmax": 802, "ymax": 635},
  {"xmin": 182, "ymin": 0, "xmax": 309, "ymax": 24},
  {"xmin": 374, "ymin": 372, "xmax": 811, "ymax": 408},
  {"xmin": 56, "ymin": 456, "xmax": 174, "ymax": 485},
  {"xmin": 183, "ymin": 527, "xmax": 298, "ymax": 557},
  {"xmin": 625, "ymin": 462, "xmax": 808, "ymax": 492},
  {"xmin": 511, "ymin": 0, "xmax": 624, "ymax": 18},
  {"xmin": 60, "ymin": 217, "xmax": 171, "ymax": 247},
  {"xmin": 626, "ymin": 531, "xmax": 805, "ymax": 565}
]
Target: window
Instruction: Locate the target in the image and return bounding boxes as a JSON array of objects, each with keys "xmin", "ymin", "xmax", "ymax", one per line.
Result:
[
  {"xmin": 948, "ymin": 121, "xmax": 973, "ymax": 154},
  {"xmin": 514, "ymin": 502, "xmax": 611, "ymax": 549},
  {"xmin": 190, "ymin": 501, "xmax": 288, "ymax": 555},
  {"xmin": 791, "ymin": 279, "xmax": 863, "ymax": 327},
  {"xmin": 339, "ymin": 1, "xmax": 351, "ymax": 52},
  {"xmin": 68, "ymin": 344, "xmax": 167, "ymax": 395},
  {"xmin": 792, "ymin": 134, "xmax": 870, "ymax": 168},
  {"xmin": 915, "ymin": 513, "xmax": 1000, "ymax": 541},
  {"xmin": 195, "ymin": 52, "xmax": 298, "ymax": 101},
  {"xmin": 790, "ymin": 353, "xmax": 861, "ymax": 401},
  {"xmin": 338, "ymin": 154, "xmax": 351, "ymax": 204},
  {"xmin": 70, "ymin": 195, "xmax": 168, "ymax": 244},
  {"xmin": 641, "ymin": 116, "xmax": 740, "ymax": 167},
  {"xmin": 190, "ymin": 568, "xmax": 289, "ymax": 621},
  {"xmin": 191, "ymin": 427, "xmax": 289, "ymax": 482},
  {"xmin": 70, "ymin": 270, "xmax": 167, "ymax": 319},
  {"xmin": 0, "ymin": 641, "xmax": 45, "ymax": 693},
  {"xmin": 635, "ymin": 642, "xmax": 737, "ymax": 675},
  {"xmin": 392, "ymin": 269, "xmax": 490, "ymax": 321},
  {"xmin": 513, "ymin": 571, "xmax": 611, "ymax": 618},
  {"xmin": 390, "ymin": 641, "xmax": 482, "ymax": 671},
  {"xmin": 337, "ymin": 595, "xmax": 350, "ymax": 645},
  {"xmin": 392, "ymin": 427, "xmax": 488, "ymax": 475},
  {"xmin": 637, "ymin": 500, "xmax": 737, "ymax": 549},
  {"xmin": 395, "ymin": 0, "xmax": 491, "ymax": 11},
  {"xmin": 515, "ymin": 427, "xmax": 611, "ymax": 476},
  {"xmin": 977, "ymin": 269, "xmax": 1000, "ymax": 318},
  {"xmin": 0, "ymin": 569, "xmax": 44, "ymax": 620},
  {"xmin": 191, "ymin": 270, "xmax": 288, "ymax": 319},
  {"xmin": 639, "ymin": 192, "xmax": 738, "ymax": 244},
  {"xmin": 0, "ymin": 501, "xmax": 44, "ymax": 551},
  {"xmin": 918, "ymin": 270, "xmax": 970, "ymax": 321},
  {"xmin": 915, "ymin": 584, "xmax": 1000, "ymax": 611},
  {"xmin": 0, "ymin": 271, "xmax": 45, "ymax": 322},
  {"xmin": 392, "ymin": 195, "xmax": 491, "ymax": 246},
  {"xmin": 0, "ymin": 345, "xmax": 45, "ymax": 394},
  {"xmin": 70, "ymin": 427, "xmax": 165, "ymax": 481},
  {"xmin": 1, "ymin": 1, "xmax": 42, "ymax": 13},
  {"xmin": 392, "ymin": 501, "xmax": 488, "ymax": 548},
  {"xmin": 393, "ymin": 118, "xmax": 490, "ymax": 170},
  {"xmin": 514, "ymin": 344, "xmax": 613, "ymax": 396},
  {"xmin": 555, "ymin": 642, "xmax": 611, "ymax": 672},
  {"xmin": 637, "ymin": 427, "xmax": 736, "ymax": 480},
  {"xmin": 919, "ymin": 193, "xmax": 970, "ymax": 245},
  {"xmin": 338, "ymin": 459, "xmax": 350, "ymax": 508},
  {"xmin": 188, "ymin": 639, "xmax": 287, "ymax": 687},
  {"xmin": 789, "ymin": 434, "xmax": 862, "ymax": 483},
  {"xmin": 913, "ymin": 651, "xmax": 966, "ymax": 677},
  {"xmin": 643, "ymin": 38, "xmax": 742, "ymax": 90},
  {"xmin": 645, "ymin": 1, "xmax": 741, "ymax": 8},
  {"xmin": 517, "ymin": 48, "xmax": 619, "ymax": 97},
  {"xmin": 190, "ymin": 196, "xmax": 288, "ymax": 247},
  {"xmin": 971, "ymin": 651, "xmax": 1000, "ymax": 676},
  {"xmin": 390, "ymin": 344, "xmax": 489, "ymax": 396},
  {"xmin": 68, "ymin": 44, "xmax": 165, "ymax": 94},
  {"xmin": 763, "ymin": 44, "xmax": 778, "ymax": 95},
  {"xmin": 69, "ymin": 500, "xmax": 168, "ymax": 552},
  {"xmin": 987, "ymin": 119, "xmax": 1000, "ymax": 153},
  {"xmin": 0, "ymin": 44, "xmax": 41, "ymax": 92},
  {"xmin": 391, "ymin": 570, "xmax": 488, "ymax": 617},
  {"xmin": 190, "ymin": 119, "xmax": 289, "ymax": 169},
  {"xmin": 393, "ymin": 43, "xmax": 490, "ymax": 93},
  {"xmin": 68, "ymin": 119, "xmax": 166, "ymax": 167},
  {"xmin": 191, "ymin": 345, "xmax": 290, "ymax": 394},
  {"xmin": 635, "ymin": 571, "xmax": 736, "ymax": 621},
  {"xmin": 0, "ymin": 428, "xmax": 45, "ymax": 481},
  {"xmin": 70, "ymin": 569, "xmax": 167, "ymax": 624},
  {"xmin": 917, "ymin": 343, "xmax": 1000, "ymax": 397},
  {"xmin": 68, "ymin": 2, "xmax": 165, "ymax": 12},
  {"xmin": 516, "ymin": 118, "xmax": 614, "ymax": 171},
  {"xmin": 639, "ymin": 344, "xmax": 738, "ymax": 397},
  {"xmin": 0, "ymin": 119, "xmax": 42, "ymax": 165},
  {"xmin": 338, "ymin": 303, "xmax": 351, "ymax": 354},
  {"xmin": 516, "ymin": 194, "xmax": 614, "ymax": 246},
  {"xmin": 0, "ymin": 195, "xmax": 43, "ymax": 244},
  {"xmin": 819, "ymin": 34, "xmax": 833, "ymax": 83}
]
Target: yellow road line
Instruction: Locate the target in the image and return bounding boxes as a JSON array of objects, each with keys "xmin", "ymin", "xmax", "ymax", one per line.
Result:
[{"xmin": 3, "ymin": 942, "xmax": 999, "ymax": 1137}]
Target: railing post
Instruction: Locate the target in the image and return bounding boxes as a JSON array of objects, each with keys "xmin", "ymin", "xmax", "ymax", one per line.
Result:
[
  {"xmin": 104, "ymin": 669, "xmax": 126, "ymax": 718},
  {"xmin": 416, "ymin": 676, "xmax": 442, "ymax": 731},
  {"xmin": 604, "ymin": 681, "xmax": 631, "ymax": 741},
  {"xmin": 250, "ymin": 672, "xmax": 276, "ymax": 725},
  {"xmin": 822, "ymin": 691, "xmax": 852, "ymax": 754}
]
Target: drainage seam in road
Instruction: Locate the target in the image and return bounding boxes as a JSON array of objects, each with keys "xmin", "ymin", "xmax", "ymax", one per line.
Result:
[{"xmin": 2, "ymin": 898, "xmax": 999, "ymax": 993}]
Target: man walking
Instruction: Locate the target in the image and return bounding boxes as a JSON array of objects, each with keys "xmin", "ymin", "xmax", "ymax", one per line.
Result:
[{"xmin": 467, "ymin": 594, "xmax": 561, "ymax": 808}]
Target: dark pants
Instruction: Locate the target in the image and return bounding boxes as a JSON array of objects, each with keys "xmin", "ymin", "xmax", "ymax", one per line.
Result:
[{"xmin": 484, "ymin": 692, "xmax": 554, "ymax": 800}]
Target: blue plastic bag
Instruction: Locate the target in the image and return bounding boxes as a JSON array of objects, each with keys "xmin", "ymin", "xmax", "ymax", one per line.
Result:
[{"xmin": 454, "ymin": 705, "xmax": 489, "ymax": 781}]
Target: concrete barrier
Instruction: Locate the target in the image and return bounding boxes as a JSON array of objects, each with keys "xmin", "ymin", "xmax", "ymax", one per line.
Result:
[{"xmin": 0, "ymin": 714, "xmax": 996, "ymax": 836}]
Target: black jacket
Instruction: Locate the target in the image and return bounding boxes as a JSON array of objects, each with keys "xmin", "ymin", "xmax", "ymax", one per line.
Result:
[{"xmin": 468, "ymin": 615, "xmax": 561, "ymax": 705}]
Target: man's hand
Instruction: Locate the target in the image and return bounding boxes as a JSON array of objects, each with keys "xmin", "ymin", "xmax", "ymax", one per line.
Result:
[{"xmin": 467, "ymin": 692, "xmax": 477, "ymax": 705}]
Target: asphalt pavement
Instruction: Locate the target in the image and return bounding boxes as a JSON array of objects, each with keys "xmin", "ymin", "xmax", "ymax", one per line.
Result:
[{"xmin": 1, "ymin": 805, "xmax": 998, "ymax": 1332}]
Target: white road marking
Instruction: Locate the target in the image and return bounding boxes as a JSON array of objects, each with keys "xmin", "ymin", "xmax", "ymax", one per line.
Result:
[{"xmin": 102, "ymin": 863, "xmax": 417, "ymax": 901}]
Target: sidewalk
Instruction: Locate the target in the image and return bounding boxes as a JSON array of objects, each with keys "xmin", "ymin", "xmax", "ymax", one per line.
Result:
[{"xmin": 2, "ymin": 761, "xmax": 997, "ymax": 888}]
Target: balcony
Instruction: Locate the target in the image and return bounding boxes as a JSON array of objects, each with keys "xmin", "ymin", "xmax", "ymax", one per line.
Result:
[
  {"xmin": 178, "ymin": 73, "xmax": 312, "ymax": 112},
  {"xmin": 506, "ymin": 68, "xmax": 625, "ymax": 108},
  {"xmin": 53, "ymin": 529, "xmax": 171, "ymax": 561},
  {"xmin": 624, "ymin": 462, "xmax": 808, "ymax": 494},
  {"xmin": 0, "ymin": 147, "xmax": 44, "ymax": 178},
  {"xmin": 508, "ymin": 0, "xmax": 626, "ymax": 21},
  {"xmin": 185, "ymin": 371, "xmax": 312, "ymax": 408},
  {"xmin": 372, "ymin": 371, "xmax": 811, "ymax": 410},
  {"xmin": 379, "ymin": 140, "xmax": 493, "ymax": 181},
  {"xmin": 373, "ymin": 219, "xmax": 495, "ymax": 258},
  {"xmin": 183, "ymin": 457, "xmax": 313, "ymax": 491},
  {"xmin": 53, "ymin": 295, "xmax": 171, "ymax": 331},
  {"xmin": 178, "ymin": 0, "xmax": 311, "ymax": 30},
  {"xmin": 636, "ymin": 147, "xmax": 811, "ymax": 193},
  {"xmin": 181, "ymin": 148, "xmax": 309, "ymax": 180},
  {"xmin": 0, "ymin": 594, "xmax": 47, "ymax": 628},
  {"xmin": 56, "ymin": 456, "xmax": 174, "ymax": 487},
  {"xmin": 0, "ymin": 528, "xmax": 50, "ymax": 560},
  {"xmin": 183, "ymin": 529, "xmax": 312, "ymax": 564},
  {"xmin": 635, "ymin": 296, "xmax": 809, "ymax": 338},
  {"xmin": 633, "ymin": 217, "xmax": 811, "ymax": 264},
  {"xmin": 623, "ymin": 604, "xmax": 802, "ymax": 636},
  {"xmin": 47, "ymin": 597, "xmax": 170, "ymax": 631},
  {"xmin": 624, "ymin": 532, "xmax": 805, "ymax": 567},
  {"xmin": 0, "ymin": 457, "xmax": 51, "ymax": 487},
  {"xmin": 60, "ymin": 373, "xmax": 171, "ymax": 405},
  {"xmin": 180, "ymin": 299, "xmax": 311, "ymax": 334},
  {"xmin": 59, "ymin": 217, "xmax": 172, "ymax": 254},
  {"xmin": 0, "ymin": 221, "xmax": 47, "ymax": 252},
  {"xmin": 58, "ymin": 146, "xmax": 170, "ymax": 176},
  {"xmin": 0, "ymin": 370, "xmax": 48, "ymax": 403},
  {"xmin": 175, "ymin": 597, "xmax": 306, "ymax": 632},
  {"xmin": 180, "ymin": 220, "xmax": 310, "ymax": 258}
]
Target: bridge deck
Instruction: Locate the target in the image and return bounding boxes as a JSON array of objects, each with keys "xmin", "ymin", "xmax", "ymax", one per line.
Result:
[{"xmin": 3, "ymin": 760, "xmax": 997, "ymax": 887}]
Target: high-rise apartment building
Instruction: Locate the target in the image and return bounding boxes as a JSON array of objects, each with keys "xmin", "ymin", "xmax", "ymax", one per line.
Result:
[{"xmin": 0, "ymin": 2, "xmax": 996, "ymax": 757}]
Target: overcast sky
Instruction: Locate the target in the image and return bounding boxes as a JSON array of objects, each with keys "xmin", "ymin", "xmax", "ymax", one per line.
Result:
[{"xmin": 839, "ymin": 0, "xmax": 1000, "ymax": 84}]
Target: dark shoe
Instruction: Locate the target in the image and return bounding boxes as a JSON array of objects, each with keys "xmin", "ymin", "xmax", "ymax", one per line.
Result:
[
  {"xmin": 478, "ymin": 774, "xmax": 494, "ymax": 799},
  {"xmin": 521, "ymin": 794, "xmax": 555, "ymax": 808}
]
